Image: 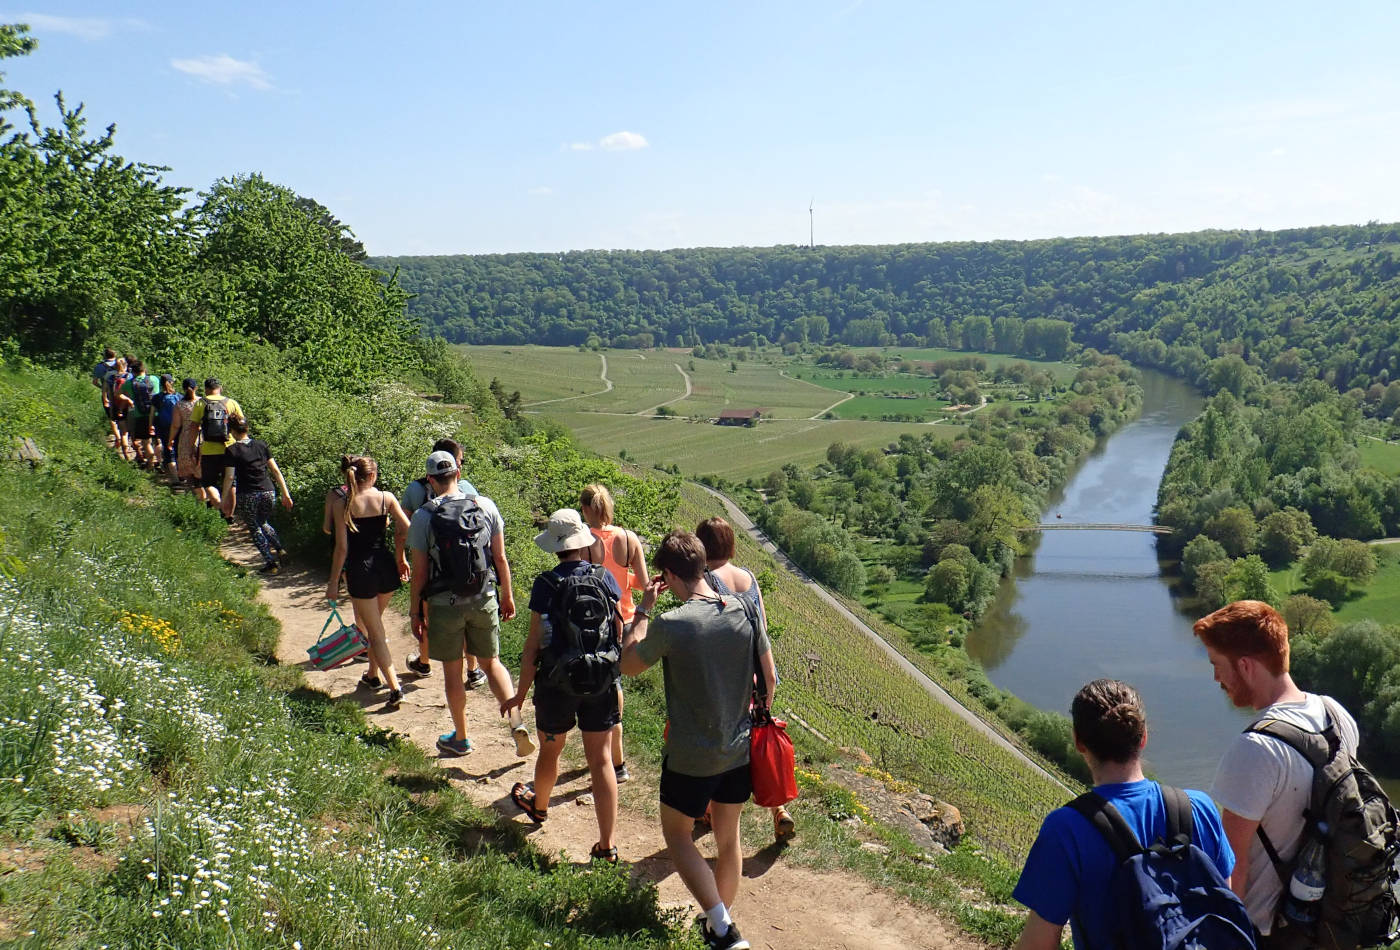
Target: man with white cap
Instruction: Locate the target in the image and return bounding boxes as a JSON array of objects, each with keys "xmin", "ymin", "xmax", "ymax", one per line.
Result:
[
  {"xmin": 408, "ymin": 450, "xmax": 529, "ymax": 757},
  {"xmin": 501, "ymin": 508, "xmax": 623, "ymax": 863}
]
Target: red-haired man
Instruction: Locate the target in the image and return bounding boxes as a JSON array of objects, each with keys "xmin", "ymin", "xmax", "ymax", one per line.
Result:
[{"xmin": 1195, "ymin": 599, "xmax": 1359, "ymax": 943}]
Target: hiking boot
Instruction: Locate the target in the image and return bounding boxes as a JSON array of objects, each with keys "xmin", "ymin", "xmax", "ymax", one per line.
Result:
[
  {"xmin": 513, "ymin": 725, "xmax": 536, "ymax": 758},
  {"xmin": 699, "ymin": 918, "xmax": 749, "ymax": 950},
  {"xmin": 465, "ymin": 668, "xmax": 487, "ymax": 689},
  {"xmin": 384, "ymin": 688, "xmax": 403, "ymax": 711},
  {"xmin": 405, "ymin": 654, "xmax": 431, "ymax": 676},
  {"xmin": 358, "ymin": 674, "xmax": 383, "ymax": 691},
  {"xmin": 259, "ymin": 561, "xmax": 280, "ymax": 576},
  {"xmin": 614, "ymin": 762, "xmax": 631, "ymax": 784},
  {"xmin": 437, "ymin": 731, "xmax": 471, "ymax": 756}
]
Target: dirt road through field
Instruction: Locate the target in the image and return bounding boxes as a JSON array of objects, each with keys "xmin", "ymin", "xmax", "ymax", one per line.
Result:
[{"xmin": 224, "ymin": 538, "xmax": 978, "ymax": 950}]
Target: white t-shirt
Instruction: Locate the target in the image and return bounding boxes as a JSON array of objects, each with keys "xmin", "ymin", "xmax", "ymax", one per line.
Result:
[{"xmin": 1210, "ymin": 693, "xmax": 1359, "ymax": 934}]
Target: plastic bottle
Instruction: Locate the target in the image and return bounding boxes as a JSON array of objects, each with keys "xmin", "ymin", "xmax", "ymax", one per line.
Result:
[{"xmin": 1281, "ymin": 824, "xmax": 1329, "ymax": 927}]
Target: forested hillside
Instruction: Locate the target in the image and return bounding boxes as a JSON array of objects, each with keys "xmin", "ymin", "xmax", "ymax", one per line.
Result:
[{"xmin": 376, "ymin": 223, "xmax": 1400, "ymax": 394}]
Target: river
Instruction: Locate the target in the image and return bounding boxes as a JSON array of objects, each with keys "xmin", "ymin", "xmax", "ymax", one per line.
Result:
[{"xmin": 966, "ymin": 369, "xmax": 1253, "ymax": 789}]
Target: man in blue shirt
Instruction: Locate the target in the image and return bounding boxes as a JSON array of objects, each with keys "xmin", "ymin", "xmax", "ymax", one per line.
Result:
[{"xmin": 1012, "ymin": 679, "xmax": 1235, "ymax": 950}]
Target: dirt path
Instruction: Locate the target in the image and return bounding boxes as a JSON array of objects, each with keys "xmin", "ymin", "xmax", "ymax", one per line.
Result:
[
  {"xmin": 524, "ymin": 353, "xmax": 613, "ymax": 407},
  {"xmin": 224, "ymin": 539, "xmax": 977, "ymax": 950},
  {"xmin": 698, "ymin": 485, "xmax": 1071, "ymax": 794},
  {"xmin": 637, "ymin": 363, "xmax": 693, "ymax": 415}
]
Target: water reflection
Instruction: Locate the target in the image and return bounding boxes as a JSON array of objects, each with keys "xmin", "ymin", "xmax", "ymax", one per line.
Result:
[{"xmin": 967, "ymin": 370, "xmax": 1254, "ymax": 789}]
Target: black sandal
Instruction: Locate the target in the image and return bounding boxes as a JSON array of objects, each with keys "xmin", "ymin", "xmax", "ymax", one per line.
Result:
[
  {"xmin": 510, "ymin": 782, "xmax": 547, "ymax": 822},
  {"xmin": 589, "ymin": 842, "xmax": 619, "ymax": 865}
]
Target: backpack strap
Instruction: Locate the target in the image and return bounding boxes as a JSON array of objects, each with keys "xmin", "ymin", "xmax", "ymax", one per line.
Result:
[
  {"xmin": 1244, "ymin": 713, "xmax": 1337, "ymax": 885},
  {"xmin": 1159, "ymin": 785, "xmax": 1195, "ymax": 849},
  {"xmin": 1067, "ymin": 792, "xmax": 1145, "ymax": 862}
]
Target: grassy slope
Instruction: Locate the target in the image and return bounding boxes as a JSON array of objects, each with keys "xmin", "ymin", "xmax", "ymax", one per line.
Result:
[
  {"xmin": 1269, "ymin": 545, "xmax": 1400, "ymax": 627},
  {"xmin": 0, "ymin": 368, "xmax": 683, "ymax": 949},
  {"xmin": 1359, "ymin": 439, "xmax": 1400, "ymax": 476}
]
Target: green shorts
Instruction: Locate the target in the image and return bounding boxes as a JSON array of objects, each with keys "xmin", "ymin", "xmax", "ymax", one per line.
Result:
[{"xmin": 425, "ymin": 594, "xmax": 499, "ymax": 661}]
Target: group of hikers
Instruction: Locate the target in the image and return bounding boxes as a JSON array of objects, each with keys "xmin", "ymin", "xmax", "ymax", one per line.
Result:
[
  {"xmin": 92, "ymin": 351, "xmax": 781, "ymax": 950},
  {"xmin": 93, "ymin": 350, "xmax": 290, "ymax": 574},
  {"xmin": 92, "ymin": 350, "xmax": 1400, "ymax": 950},
  {"xmin": 1015, "ymin": 599, "xmax": 1400, "ymax": 950}
]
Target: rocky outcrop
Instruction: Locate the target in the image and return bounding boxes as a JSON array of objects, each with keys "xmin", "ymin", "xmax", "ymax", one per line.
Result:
[{"xmin": 828, "ymin": 764, "xmax": 964, "ymax": 854}]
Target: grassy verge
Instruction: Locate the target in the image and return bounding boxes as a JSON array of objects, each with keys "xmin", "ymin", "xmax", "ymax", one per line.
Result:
[
  {"xmin": 1269, "ymin": 545, "xmax": 1400, "ymax": 627},
  {"xmin": 0, "ymin": 367, "xmax": 686, "ymax": 949}
]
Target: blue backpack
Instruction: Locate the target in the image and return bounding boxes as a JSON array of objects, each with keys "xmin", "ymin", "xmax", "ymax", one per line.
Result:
[{"xmin": 1068, "ymin": 785, "xmax": 1257, "ymax": 950}]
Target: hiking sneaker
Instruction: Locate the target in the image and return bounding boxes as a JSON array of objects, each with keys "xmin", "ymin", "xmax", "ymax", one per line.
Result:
[
  {"xmin": 699, "ymin": 918, "xmax": 749, "ymax": 950},
  {"xmin": 358, "ymin": 674, "xmax": 383, "ymax": 691},
  {"xmin": 465, "ymin": 668, "xmax": 487, "ymax": 689},
  {"xmin": 259, "ymin": 561, "xmax": 280, "ymax": 575},
  {"xmin": 384, "ymin": 688, "xmax": 403, "ymax": 711},
  {"xmin": 405, "ymin": 653, "xmax": 431, "ymax": 676},
  {"xmin": 513, "ymin": 725, "xmax": 536, "ymax": 758},
  {"xmin": 436, "ymin": 731, "xmax": 471, "ymax": 757},
  {"xmin": 614, "ymin": 762, "xmax": 631, "ymax": 784}
]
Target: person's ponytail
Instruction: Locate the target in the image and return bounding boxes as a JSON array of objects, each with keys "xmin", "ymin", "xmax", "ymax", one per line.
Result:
[{"xmin": 341, "ymin": 456, "xmax": 360, "ymax": 533}]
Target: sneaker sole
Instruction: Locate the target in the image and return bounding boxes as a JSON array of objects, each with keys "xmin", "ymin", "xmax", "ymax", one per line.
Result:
[
  {"xmin": 513, "ymin": 730, "xmax": 536, "ymax": 757},
  {"xmin": 436, "ymin": 742, "xmax": 470, "ymax": 756}
]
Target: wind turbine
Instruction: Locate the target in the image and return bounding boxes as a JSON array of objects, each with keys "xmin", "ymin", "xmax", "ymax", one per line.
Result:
[{"xmin": 809, "ymin": 197, "xmax": 814, "ymax": 249}]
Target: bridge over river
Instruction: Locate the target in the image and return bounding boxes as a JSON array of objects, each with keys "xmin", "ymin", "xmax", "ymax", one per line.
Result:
[{"xmin": 1020, "ymin": 522, "xmax": 1172, "ymax": 535}]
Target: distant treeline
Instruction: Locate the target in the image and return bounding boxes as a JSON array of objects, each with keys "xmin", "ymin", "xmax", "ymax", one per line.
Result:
[{"xmin": 374, "ymin": 222, "xmax": 1400, "ymax": 392}]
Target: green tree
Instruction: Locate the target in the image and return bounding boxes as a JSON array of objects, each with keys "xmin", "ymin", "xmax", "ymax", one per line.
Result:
[
  {"xmin": 925, "ymin": 559, "xmax": 969, "ymax": 610},
  {"xmin": 1205, "ymin": 506, "xmax": 1257, "ymax": 558},
  {"xmin": 1282, "ymin": 594, "xmax": 1336, "ymax": 640},
  {"xmin": 1225, "ymin": 555, "xmax": 1280, "ymax": 606},
  {"xmin": 1195, "ymin": 560, "xmax": 1233, "ymax": 609},
  {"xmin": 1181, "ymin": 534, "xmax": 1229, "ymax": 587},
  {"xmin": 1258, "ymin": 507, "xmax": 1316, "ymax": 566}
]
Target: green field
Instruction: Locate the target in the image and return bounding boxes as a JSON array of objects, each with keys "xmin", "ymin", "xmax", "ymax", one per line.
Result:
[
  {"xmin": 1270, "ymin": 544, "xmax": 1400, "ymax": 627},
  {"xmin": 853, "ymin": 346, "xmax": 1080, "ymax": 381},
  {"xmin": 554, "ymin": 410, "xmax": 955, "ymax": 480},
  {"xmin": 1360, "ymin": 438, "xmax": 1400, "ymax": 475}
]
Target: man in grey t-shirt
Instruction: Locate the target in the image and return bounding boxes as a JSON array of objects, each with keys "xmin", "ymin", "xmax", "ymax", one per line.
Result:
[
  {"xmin": 1195, "ymin": 599, "xmax": 1360, "ymax": 939},
  {"xmin": 622, "ymin": 530, "xmax": 775, "ymax": 950}
]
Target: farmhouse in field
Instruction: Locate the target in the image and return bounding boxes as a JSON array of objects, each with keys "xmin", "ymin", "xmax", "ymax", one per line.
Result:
[{"xmin": 716, "ymin": 408, "xmax": 763, "ymax": 427}]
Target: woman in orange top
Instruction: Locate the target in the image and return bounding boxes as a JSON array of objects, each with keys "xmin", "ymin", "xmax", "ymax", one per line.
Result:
[{"xmin": 580, "ymin": 483, "xmax": 648, "ymax": 785}]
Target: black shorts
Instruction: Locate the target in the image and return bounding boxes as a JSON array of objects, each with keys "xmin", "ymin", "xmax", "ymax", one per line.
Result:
[
  {"xmin": 344, "ymin": 551, "xmax": 402, "ymax": 600},
  {"xmin": 200, "ymin": 454, "xmax": 227, "ymax": 488},
  {"xmin": 533, "ymin": 681, "xmax": 621, "ymax": 735},
  {"xmin": 108, "ymin": 405, "xmax": 127, "ymax": 423},
  {"xmin": 659, "ymin": 761, "xmax": 751, "ymax": 819},
  {"xmin": 128, "ymin": 415, "xmax": 153, "ymax": 439}
]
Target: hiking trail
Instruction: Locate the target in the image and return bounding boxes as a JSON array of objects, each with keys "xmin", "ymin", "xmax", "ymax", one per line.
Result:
[{"xmin": 222, "ymin": 538, "xmax": 977, "ymax": 950}]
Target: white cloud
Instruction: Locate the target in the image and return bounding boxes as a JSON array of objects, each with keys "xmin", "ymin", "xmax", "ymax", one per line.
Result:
[
  {"xmin": 599, "ymin": 130, "xmax": 648, "ymax": 151},
  {"xmin": 527, "ymin": 186, "xmax": 553, "ymax": 196},
  {"xmin": 11, "ymin": 12, "xmax": 113, "ymax": 40},
  {"xmin": 171, "ymin": 54, "xmax": 272, "ymax": 91}
]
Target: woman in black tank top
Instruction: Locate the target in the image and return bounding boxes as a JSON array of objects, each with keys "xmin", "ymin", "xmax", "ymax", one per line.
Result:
[{"xmin": 327, "ymin": 455, "xmax": 412, "ymax": 710}]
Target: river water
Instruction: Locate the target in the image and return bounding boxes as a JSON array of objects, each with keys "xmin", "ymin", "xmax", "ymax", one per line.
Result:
[{"xmin": 966, "ymin": 370, "xmax": 1253, "ymax": 789}]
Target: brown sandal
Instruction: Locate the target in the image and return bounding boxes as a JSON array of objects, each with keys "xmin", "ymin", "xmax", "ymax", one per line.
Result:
[
  {"xmin": 774, "ymin": 806, "xmax": 796, "ymax": 841},
  {"xmin": 589, "ymin": 842, "xmax": 619, "ymax": 865},
  {"xmin": 510, "ymin": 782, "xmax": 547, "ymax": 822}
]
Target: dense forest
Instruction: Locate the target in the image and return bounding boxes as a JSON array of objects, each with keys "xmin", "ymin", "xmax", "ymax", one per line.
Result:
[{"xmin": 375, "ymin": 224, "xmax": 1400, "ymax": 401}]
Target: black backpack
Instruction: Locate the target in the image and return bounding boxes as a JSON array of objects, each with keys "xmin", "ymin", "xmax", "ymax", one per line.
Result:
[
  {"xmin": 130, "ymin": 375, "xmax": 155, "ymax": 414},
  {"xmin": 536, "ymin": 564, "xmax": 619, "ymax": 698},
  {"xmin": 1248, "ymin": 710, "xmax": 1400, "ymax": 948},
  {"xmin": 1068, "ymin": 785, "xmax": 1257, "ymax": 950},
  {"xmin": 422, "ymin": 495, "xmax": 494, "ymax": 600},
  {"xmin": 199, "ymin": 397, "xmax": 230, "ymax": 442}
]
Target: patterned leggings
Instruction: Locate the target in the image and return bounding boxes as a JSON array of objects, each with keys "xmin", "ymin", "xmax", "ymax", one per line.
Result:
[{"xmin": 239, "ymin": 491, "xmax": 284, "ymax": 565}]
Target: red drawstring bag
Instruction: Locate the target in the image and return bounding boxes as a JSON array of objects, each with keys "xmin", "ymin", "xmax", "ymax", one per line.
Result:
[
  {"xmin": 750, "ymin": 705, "xmax": 798, "ymax": 807},
  {"xmin": 736, "ymin": 592, "xmax": 798, "ymax": 808}
]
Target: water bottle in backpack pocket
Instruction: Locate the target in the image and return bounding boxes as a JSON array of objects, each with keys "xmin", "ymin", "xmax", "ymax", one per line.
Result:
[
  {"xmin": 1068, "ymin": 785, "xmax": 1257, "ymax": 950},
  {"xmin": 1248, "ymin": 713, "xmax": 1400, "ymax": 949},
  {"xmin": 536, "ymin": 565, "xmax": 619, "ymax": 698}
]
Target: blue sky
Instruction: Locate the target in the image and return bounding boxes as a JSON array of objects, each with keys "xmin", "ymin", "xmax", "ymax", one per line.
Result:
[{"xmin": 6, "ymin": 2, "xmax": 1400, "ymax": 255}]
